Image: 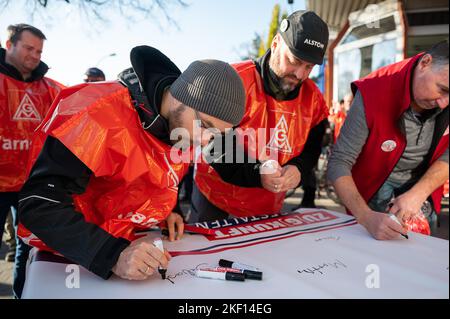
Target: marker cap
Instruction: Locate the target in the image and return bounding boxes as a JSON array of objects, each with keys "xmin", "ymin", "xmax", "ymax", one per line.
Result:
[
  {"xmin": 225, "ymin": 272, "xmax": 245, "ymax": 281},
  {"xmin": 243, "ymin": 270, "xmax": 263, "ymax": 280},
  {"xmin": 218, "ymin": 259, "xmax": 233, "ymax": 268}
]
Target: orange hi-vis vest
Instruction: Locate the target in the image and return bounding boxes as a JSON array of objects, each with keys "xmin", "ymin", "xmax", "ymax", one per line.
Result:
[
  {"xmin": 0, "ymin": 73, "xmax": 63, "ymax": 192},
  {"xmin": 195, "ymin": 61, "xmax": 328, "ymax": 217},
  {"xmin": 18, "ymin": 82, "xmax": 190, "ymax": 249}
]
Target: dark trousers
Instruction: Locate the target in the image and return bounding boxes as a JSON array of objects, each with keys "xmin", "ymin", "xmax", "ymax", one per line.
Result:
[
  {"xmin": 0, "ymin": 192, "xmax": 31, "ymax": 299},
  {"xmin": 300, "ymin": 169, "xmax": 317, "ymax": 207},
  {"xmin": 0, "ymin": 192, "xmax": 17, "ymax": 248}
]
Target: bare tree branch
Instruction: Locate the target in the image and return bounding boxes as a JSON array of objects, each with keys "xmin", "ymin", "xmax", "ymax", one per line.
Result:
[
  {"xmin": 0, "ymin": 0, "xmax": 11, "ymax": 12},
  {"xmin": 0, "ymin": 0, "xmax": 189, "ymax": 30}
]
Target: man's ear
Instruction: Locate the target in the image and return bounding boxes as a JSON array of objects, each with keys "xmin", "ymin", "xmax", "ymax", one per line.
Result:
[
  {"xmin": 5, "ymin": 40, "xmax": 12, "ymax": 50},
  {"xmin": 419, "ymin": 54, "xmax": 433, "ymax": 69},
  {"xmin": 271, "ymin": 34, "xmax": 280, "ymax": 54}
]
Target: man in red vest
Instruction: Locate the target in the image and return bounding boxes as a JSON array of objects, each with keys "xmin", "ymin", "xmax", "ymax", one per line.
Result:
[
  {"xmin": 328, "ymin": 41, "xmax": 449, "ymax": 240},
  {"xmin": 191, "ymin": 11, "xmax": 330, "ymax": 221},
  {"xmin": 18, "ymin": 46, "xmax": 246, "ymax": 284},
  {"xmin": 0, "ymin": 23, "xmax": 63, "ymax": 298}
]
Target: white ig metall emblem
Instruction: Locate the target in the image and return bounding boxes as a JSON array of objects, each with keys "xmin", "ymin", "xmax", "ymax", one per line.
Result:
[{"xmin": 381, "ymin": 140, "xmax": 397, "ymax": 152}]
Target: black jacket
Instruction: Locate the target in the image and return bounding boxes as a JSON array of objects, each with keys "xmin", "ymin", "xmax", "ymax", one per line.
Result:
[{"xmin": 0, "ymin": 47, "xmax": 49, "ymax": 82}]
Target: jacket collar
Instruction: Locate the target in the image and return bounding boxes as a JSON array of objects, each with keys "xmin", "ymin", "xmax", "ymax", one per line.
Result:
[
  {"xmin": 0, "ymin": 47, "xmax": 49, "ymax": 82},
  {"xmin": 254, "ymin": 49, "xmax": 301, "ymax": 101}
]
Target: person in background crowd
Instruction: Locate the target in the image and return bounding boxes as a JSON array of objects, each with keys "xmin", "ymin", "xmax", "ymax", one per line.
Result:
[
  {"xmin": 0, "ymin": 23, "xmax": 64, "ymax": 298},
  {"xmin": 84, "ymin": 67, "xmax": 105, "ymax": 82}
]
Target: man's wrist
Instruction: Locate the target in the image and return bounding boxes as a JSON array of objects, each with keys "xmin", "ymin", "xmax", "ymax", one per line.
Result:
[
  {"xmin": 355, "ymin": 208, "xmax": 372, "ymax": 227},
  {"xmin": 406, "ymin": 186, "xmax": 429, "ymax": 204}
]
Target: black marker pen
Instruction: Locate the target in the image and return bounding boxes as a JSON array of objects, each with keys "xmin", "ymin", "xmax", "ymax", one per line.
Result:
[
  {"xmin": 215, "ymin": 266, "xmax": 263, "ymax": 280},
  {"xmin": 219, "ymin": 259, "xmax": 260, "ymax": 271}
]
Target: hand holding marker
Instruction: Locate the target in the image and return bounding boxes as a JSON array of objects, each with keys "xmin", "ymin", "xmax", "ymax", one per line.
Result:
[
  {"xmin": 153, "ymin": 238, "xmax": 167, "ymax": 279},
  {"xmin": 388, "ymin": 213, "xmax": 409, "ymax": 239},
  {"xmin": 386, "ymin": 202, "xmax": 409, "ymax": 239}
]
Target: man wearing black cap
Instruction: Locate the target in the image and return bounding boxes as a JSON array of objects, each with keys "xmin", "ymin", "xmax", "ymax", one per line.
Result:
[
  {"xmin": 17, "ymin": 45, "xmax": 246, "ymax": 282},
  {"xmin": 192, "ymin": 11, "xmax": 330, "ymax": 221},
  {"xmin": 84, "ymin": 67, "xmax": 106, "ymax": 82}
]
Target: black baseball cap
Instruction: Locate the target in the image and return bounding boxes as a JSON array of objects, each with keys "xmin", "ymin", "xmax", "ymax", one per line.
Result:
[
  {"xmin": 85, "ymin": 67, "xmax": 105, "ymax": 78},
  {"xmin": 279, "ymin": 11, "xmax": 329, "ymax": 65}
]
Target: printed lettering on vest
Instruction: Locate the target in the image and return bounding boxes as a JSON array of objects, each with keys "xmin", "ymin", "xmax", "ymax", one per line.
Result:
[
  {"xmin": 117, "ymin": 212, "xmax": 159, "ymax": 227},
  {"xmin": 163, "ymin": 154, "xmax": 180, "ymax": 188},
  {"xmin": 12, "ymin": 93, "xmax": 42, "ymax": 121},
  {"xmin": 1, "ymin": 137, "xmax": 30, "ymax": 151},
  {"xmin": 267, "ymin": 115, "xmax": 292, "ymax": 154}
]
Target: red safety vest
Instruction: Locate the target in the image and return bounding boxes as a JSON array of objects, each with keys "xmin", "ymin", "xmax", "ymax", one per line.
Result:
[
  {"xmin": 195, "ymin": 60, "xmax": 329, "ymax": 217},
  {"xmin": 18, "ymin": 82, "xmax": 190, "ymax": 250},
  {"xmin": 351, "ymin": 53, "xmax": 449, "ymax": 215},
  {"xmin": 0, "ymin": 73, "xmax": 63, "ymax": 192}
]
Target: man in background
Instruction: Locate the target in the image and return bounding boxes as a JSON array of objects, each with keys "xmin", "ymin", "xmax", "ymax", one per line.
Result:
[
  {"xmin": 0, "ymin": 23, "xmax": 64, "ymax": 298},
  {"xmin": 84, "ymin": 67, "xmax": 105, "ymax": 82}
]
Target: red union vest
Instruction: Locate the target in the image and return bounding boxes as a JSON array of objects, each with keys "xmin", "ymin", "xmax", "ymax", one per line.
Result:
[
  {"xmin": 0, "ymin": 73, "xmax": 63, "ymax": 192},
  {"xmin": 351, "ymin": 53, "xmax": 449, "ymax": 214},
  {"xmin": 18, "ymin": 82, "xmax": 190, "ymax": 250},
  {"xmin": 195, "ymin": 60, "xmax": 329, "ymax": 217}
]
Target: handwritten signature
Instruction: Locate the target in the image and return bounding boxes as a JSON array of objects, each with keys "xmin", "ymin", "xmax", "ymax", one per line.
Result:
[
  {"xmin": 297, "ymin": 259, "xmax": 347, "ymax": 275},
  {"xmin": 165, "ymin": 263, "xmax": 209, "ymax": 284},
  {"xmin": 315, "ymin": 236, "xmax": 340, "ymax": 242}
]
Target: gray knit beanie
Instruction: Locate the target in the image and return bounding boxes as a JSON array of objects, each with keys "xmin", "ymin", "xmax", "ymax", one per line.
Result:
[{"xmin": 169, "ymin": 60, "xmax": 245, "ymax": 126}]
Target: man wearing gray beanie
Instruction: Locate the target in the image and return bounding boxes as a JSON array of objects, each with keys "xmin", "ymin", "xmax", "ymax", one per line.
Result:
[
  {"xmin": 169, "ymin": 59, "xmax": 245, "ymax": 126},
  {"xmin": 18, "ymin": 46, "xmax": 246, "ymax": 283}
]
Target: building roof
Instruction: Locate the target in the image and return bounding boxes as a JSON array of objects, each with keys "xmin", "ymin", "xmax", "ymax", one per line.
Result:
[{"xmin": 306, "ymin": 0, "xmax": 385, "ymax": 38}]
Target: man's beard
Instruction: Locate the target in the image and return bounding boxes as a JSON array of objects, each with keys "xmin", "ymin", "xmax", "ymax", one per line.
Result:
[
  {"xmin": 169, "ymin": 103, "xmax": 191, "ymax": 150},
  {"xmin": 268, "ymin": 51, "xmax": 302, "ymax": 94}
]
